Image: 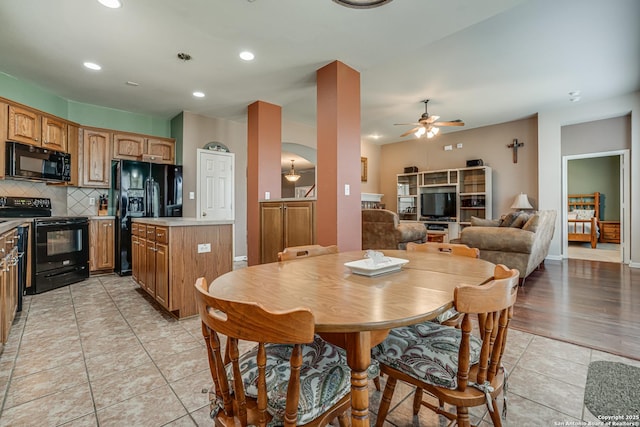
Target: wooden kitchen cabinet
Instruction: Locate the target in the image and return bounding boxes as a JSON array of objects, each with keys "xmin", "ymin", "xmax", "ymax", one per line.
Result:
[
  {"xmin": 0, "ymin": 228, "xmax": 18, "ymax": 350},
  {"xmin": 7, "ymin": 105, "xmax": 67, "ymax": 152},
  {"xmin": 113, "ymin": 133, "xmax": 145, "ymax": 160},
  {"xmin": 260, "ymin": 201, "xmax": 315, "ymax": 264},
  {"xmin": 89, "ymin": 218, "xmax": 114, "ymax": 272},
  {"xmin": 113, "ymin": 133, "xmax": 175, "ymax": 164},
  {"xmin": 66, "ymin": 124, "xmax": 80, "ymax": 186},
  {"xmin": 144, "ymin": 138, "xmax": 175, "ymax": 164},
  {"xmin": 80, "ymin": 128, "xmax": 111, "ymax": 188},
  {"xmin": 131, "ymin": 219, "xmax": 232, "ymax": 318},
  {"xmin": 134, "ymin": 225, "xmax": 169, "ymax": 308}
]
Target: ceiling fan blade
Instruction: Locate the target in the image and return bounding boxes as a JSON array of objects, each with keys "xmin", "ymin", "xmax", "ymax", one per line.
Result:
[
  {"xmin": 394, "ymin": 122, "xmax": 421, "ymax": 126},
  {"xmin": 423, "ymin": 115, "xmax": 439, "ymax": 124},
  {"xmin": 400, "ymin": 127, "xmax": 420, "ymax": 137},
  {"xmin": 432, "ymin": 120, "xmax": 465, "ymax": 127}
]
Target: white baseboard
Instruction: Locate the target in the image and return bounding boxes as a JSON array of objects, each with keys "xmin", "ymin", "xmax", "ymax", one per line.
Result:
[
  {"xmin": 629, "ymin": 261, "xmax": 640, "ymax": 269},
  {"xmin": 546, "ymin": 255, "xmax": 563, "ymax": 261},
  {"xmin": 234, "ymin": 255, "xmax": 248, "ymax": 262}
]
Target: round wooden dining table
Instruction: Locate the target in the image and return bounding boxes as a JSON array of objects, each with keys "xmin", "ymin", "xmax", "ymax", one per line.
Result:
[{"xmin": 208, "ymin": 249, "xmax": 496, "ymax": 426}]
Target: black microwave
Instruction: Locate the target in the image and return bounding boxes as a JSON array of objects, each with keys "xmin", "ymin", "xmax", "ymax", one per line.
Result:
[{"xmin": 5, "ymin": 141, "xmax": 71, "ymax": 182}]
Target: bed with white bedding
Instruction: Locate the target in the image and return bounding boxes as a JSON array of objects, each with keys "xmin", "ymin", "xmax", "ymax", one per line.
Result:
[{"xmin": 568, "ymin": 192, "xmax": 600, "ymax": 249}]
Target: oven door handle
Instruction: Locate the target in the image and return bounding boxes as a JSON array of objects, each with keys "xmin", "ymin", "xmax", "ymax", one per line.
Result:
[{"xmin": 37, "ymin": 220, "xmax": 88, "ymax": 227}]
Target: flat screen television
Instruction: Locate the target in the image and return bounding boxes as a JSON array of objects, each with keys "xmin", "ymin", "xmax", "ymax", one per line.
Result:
[{"xmin": 421, "ymin": 192, "xmax": 456, "ymax": 219}]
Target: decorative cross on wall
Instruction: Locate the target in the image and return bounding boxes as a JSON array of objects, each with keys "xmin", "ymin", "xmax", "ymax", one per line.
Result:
[{"xmin": 507, "ymin": 138, "xmax": 524, "ymax": 163}]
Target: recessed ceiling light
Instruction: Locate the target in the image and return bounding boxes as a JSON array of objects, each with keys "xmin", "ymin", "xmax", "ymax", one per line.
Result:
[
  {"xmin": 568, "ymin": 90, "xmax": 581, "ymax": 97},
  {"xmin": 570, "ymin": 97, "xmax": 581, "ymax": 103},
  {"xmin": 193, "ymin": 91, "xmax": 205, "ymax": 98},
  {"xmin": 239, "ymin": 51, "xmax": 255, "ymax": 61},
  {"xmin": 126, "ymin": 81, "xmax": 139, "ymax": 86},
  {"xmin": 83, "ymin": 62, "xmax": 102, "ymax": 71},
  {"xmin": 98, "ymin": 0, "xmax": 122, "ymax": 8},
  {"xmin": 370, "ymin": 133, "xmax": 382, "ymax": 139}
]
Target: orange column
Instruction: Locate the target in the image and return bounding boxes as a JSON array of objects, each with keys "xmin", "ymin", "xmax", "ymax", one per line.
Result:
[
  {"xmin": 316, "ymin": 61, "xmax": 361, "ymax": 251},
  {"xmin": 247, "ymin": 101, "xmax": 282, "ymax": 266}
]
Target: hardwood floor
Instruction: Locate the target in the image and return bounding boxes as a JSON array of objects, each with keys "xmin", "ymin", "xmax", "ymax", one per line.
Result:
[{"xmin": 511, "ymin": 258, "xmax": 640, "ymax": 361}]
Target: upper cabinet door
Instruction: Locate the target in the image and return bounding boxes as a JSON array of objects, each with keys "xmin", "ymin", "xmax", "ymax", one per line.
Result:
[
  {"xmin": 144, "ymin": 138, "xmax": 175, "ymax": 164},
  {"xmin": 41, "ymin": 116, "xmax": 67, "ymax": 152},
  {"xmin": 8, "ymin": 105, "xmax": 41, "ymax": 146},
  {"xmin": 113, "ymin": 133, "xmax": 145, "ymax": 160},
  {"xmin": 81, "ymin": 129, "xmax": 111, "ymax": 188}
]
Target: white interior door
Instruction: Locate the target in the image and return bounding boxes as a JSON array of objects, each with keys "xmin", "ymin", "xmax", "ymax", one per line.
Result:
[{"xmin": 197, "ymin": 149, "xmax": 234, "ymax": 220}]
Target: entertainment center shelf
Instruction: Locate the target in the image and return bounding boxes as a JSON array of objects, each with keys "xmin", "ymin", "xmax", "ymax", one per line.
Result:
[{"xmin": 396, "ymin": 166, "xmax": 492, "ymax": 241}]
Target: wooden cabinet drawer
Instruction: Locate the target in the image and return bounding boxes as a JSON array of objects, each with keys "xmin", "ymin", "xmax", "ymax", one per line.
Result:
[
  {"xmin": 145, "ymin": 226, "xmax": 156, "ymax": 240},
  {"xmin": 154, "ymin": 227, "xmax": 168, "ymax": 244}
]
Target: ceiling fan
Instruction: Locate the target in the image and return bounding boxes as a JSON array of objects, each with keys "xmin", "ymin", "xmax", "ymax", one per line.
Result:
[{"xmin": 396, "ymin": 99, "xmax": 464, "ymax": 138}]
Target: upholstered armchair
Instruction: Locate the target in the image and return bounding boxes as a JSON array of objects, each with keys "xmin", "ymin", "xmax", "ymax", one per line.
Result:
[{"xmin": 362, "ymin": 209, "xmax": 427, "ymax": 250}]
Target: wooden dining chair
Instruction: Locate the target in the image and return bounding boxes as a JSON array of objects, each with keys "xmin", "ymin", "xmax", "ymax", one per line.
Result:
[
  {"xmin": 194, "ymin": 278, "xmax": 351, "ymax": 427},
  {"xmin": 407, "ymin": 241, "xmax": 479, "ymax": 327},
  {"xmin": 372, "ymin": 264, "xmax": 519, "ymax": 427},
  {"xmin": 406, "ymin": 241, "xmax": 480, "ymax": 258},
  {"xmin": 277, "ymin": 244, "xmax": 339, "ymax": 261}
]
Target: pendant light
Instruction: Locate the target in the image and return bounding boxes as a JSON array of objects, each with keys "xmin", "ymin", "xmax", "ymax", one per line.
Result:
[{"xmin": 285, "ymin": 160, "xmax": 301, "ymax": 182}]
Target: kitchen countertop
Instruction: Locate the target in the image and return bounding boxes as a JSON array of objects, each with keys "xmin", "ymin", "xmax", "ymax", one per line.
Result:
[
  {"xmin": 89, "ymin": 216, "xmax": 116, "ymax": 220},
  {"xmin": 0, "ymin": 219, "xmax": 32, "ymax": 234},
  {"xmin": 131, "ymin": 217, "xmax": 234, "ymax": 227}
]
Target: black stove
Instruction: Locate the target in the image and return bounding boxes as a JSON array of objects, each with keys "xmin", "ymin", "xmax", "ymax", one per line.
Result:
[
  {"xmin": 0, "ymin": 196, "xmax": 89, "ymax": 294},
  {"xmin": 0, "ymin": 196, "xmax": 52, "ymax": 218}
]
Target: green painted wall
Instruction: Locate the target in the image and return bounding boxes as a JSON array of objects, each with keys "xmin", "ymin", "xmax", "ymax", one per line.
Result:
[
  {"xmin": 67, "ymin": 101, "xmax": 170, "ymax": 136},
  {"xmin": 0, "ymin": 72, "xmax": 171, "ymax": 137},
  {"xmin": 568, "ymin": 156, "xmax": 620, "ymax": 220},
  {"xmin": 0, "ymin": 72, "xmax": 69, "ymax": 117}
]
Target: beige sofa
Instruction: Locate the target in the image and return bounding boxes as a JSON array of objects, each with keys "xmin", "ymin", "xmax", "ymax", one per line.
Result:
[
  {"xmin": 456, "ymin": 210, "xmax": 557, "ymax": 284},
  {"xmin": 362, "ymin": 209, "xmax": 427, "ymax": 250}
]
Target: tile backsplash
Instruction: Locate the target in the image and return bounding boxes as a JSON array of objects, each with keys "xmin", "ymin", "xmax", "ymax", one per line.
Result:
[
  {"xmin": 0, "ymin": 179, "xmax": 107, "ymax": 216},
  {"xmin": 67, "ymin": 187, "xmax": 107, "ymax": 216}
]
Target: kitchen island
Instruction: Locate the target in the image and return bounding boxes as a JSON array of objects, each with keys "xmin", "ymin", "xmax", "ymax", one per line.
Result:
[{"xmin": 131, "ymin": 217, "xmax": 233, "ymax": 318}]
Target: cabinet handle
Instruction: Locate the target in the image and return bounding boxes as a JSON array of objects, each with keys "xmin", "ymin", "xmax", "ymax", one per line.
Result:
[
  {"xmin": 34, "ymin": 137, "xmax": 39, "ymax": 142},
  {"xmin": 43, "ymin": 140, "xmax": 49, "ymax": 144},
  {"xmin": 202, "ymin": 212, "xmax": 207, "ymax": 216}
]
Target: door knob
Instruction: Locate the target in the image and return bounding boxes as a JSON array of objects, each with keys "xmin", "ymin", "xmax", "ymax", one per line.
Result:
[{"xmin": 202, "ymin": 212, "xmax": 207, "ymax": 216}]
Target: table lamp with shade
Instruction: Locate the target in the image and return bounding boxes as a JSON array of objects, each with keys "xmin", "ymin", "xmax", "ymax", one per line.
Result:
[{"xmin": 511, "ymin": 193, "xmax": 533, "ymax": 212}]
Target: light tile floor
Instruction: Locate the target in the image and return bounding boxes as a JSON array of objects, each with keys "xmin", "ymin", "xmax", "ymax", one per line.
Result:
[{"xmin": 0, "ymin": 273, "xmax": 638, "ymax": 426}]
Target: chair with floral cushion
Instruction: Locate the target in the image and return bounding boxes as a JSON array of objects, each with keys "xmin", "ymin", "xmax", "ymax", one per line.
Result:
[
  {"xmin": 406, "ymin": 241, "xmax": 480, "ymax": 327},
  {"xmin": 372, "ymin": 264, "xmax": 519, "ymax": 427},
  {"xmin": 194, "ymin": 278, "xmax": 351, "ymax": 427}
]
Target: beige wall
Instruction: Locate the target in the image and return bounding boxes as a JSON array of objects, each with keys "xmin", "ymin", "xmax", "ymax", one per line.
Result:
[
  {"xmin": 181, "ymin": 111, "xmax": 248, "ymax": 259},
  {"xmin": 538, "ymin": 91, "xmax": 639, "ymax": 265},
  {"xmin": 377, "ymin": 117, "xmax": 538, "ymax": 216},
  {"xmin": 360, "ymin": 141, "xmax": 382, "ymax": 196},
  {"xmin": 561, "ymin": 115, "xmax": 630, "ymax": 222},
  {"xmin": 178, "ymin": 113, "xmax": 319, "ymax": 260},
  {"xmin": 561, "ymin": 115, "xmax": 631, "ymax": 155}
]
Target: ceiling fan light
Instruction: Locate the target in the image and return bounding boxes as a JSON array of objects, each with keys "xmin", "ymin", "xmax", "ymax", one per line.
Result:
[
  {"xmin": 426, "ymin": 131, "xmax": 434, "ymax": 138},
  {"xmin": 415, "ymin": 127, "xmax": 426, "ymax": 138},
  {"xmin": 432, "ymin": 127, "xmax": 440, "ymax": 136}
]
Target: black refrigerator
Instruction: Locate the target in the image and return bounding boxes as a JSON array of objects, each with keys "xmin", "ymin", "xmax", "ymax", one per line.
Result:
[{"xmin": 111, "ymin": 160, "xmax": 183, "ymax": 275}]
